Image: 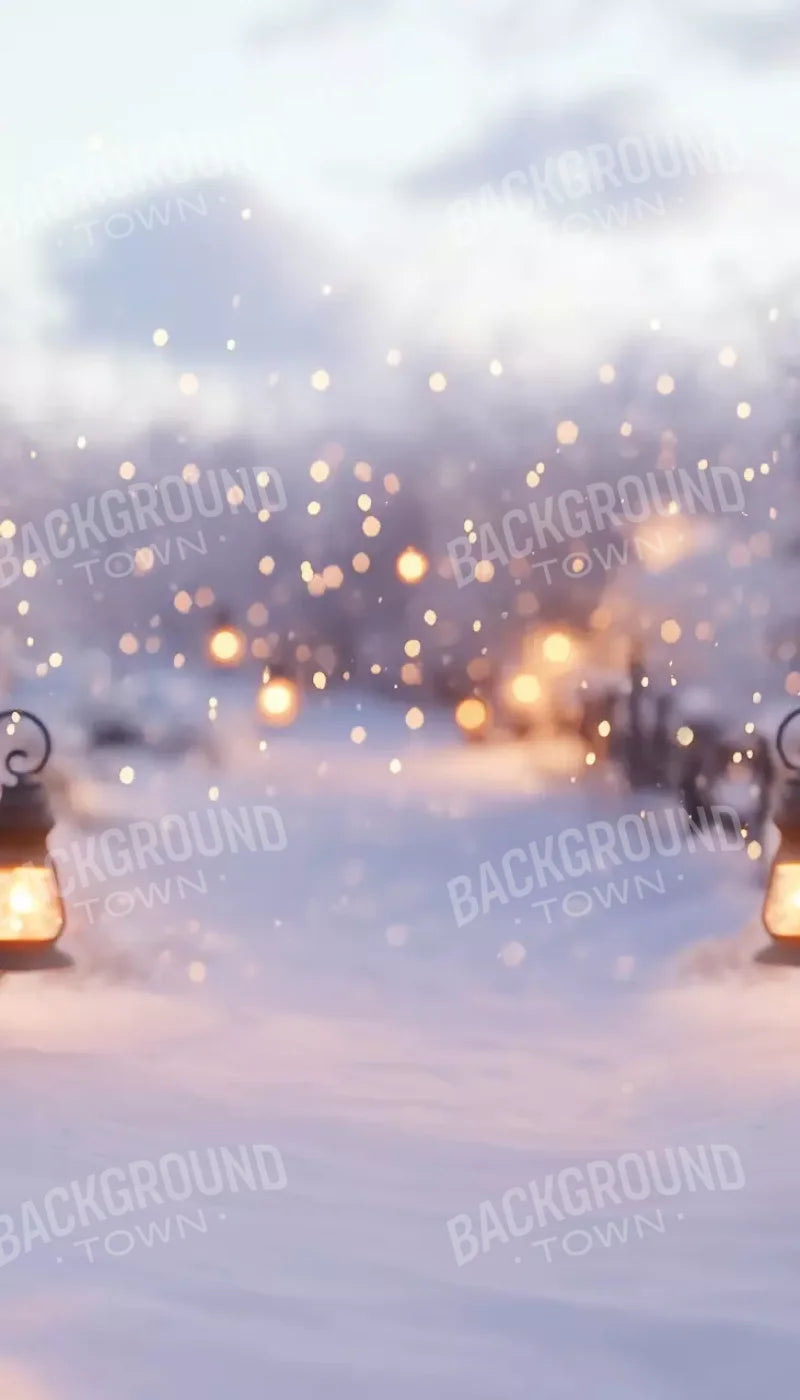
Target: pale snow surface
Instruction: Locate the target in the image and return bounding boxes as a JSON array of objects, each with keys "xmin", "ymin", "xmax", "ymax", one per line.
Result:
[{"xmin": 0, "ymin": 693, "xmax": 795, "ymax": 1399}]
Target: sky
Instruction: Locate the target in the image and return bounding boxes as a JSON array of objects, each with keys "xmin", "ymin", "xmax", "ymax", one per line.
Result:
[{"xmin": 1, "ymin": 0, "xmax": 799, "ymax": 414}]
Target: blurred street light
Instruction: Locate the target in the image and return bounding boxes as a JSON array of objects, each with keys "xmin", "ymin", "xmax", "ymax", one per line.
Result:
[
  {"xmin": 396, "ymin": 547, "xmax": 429, "ymax": 584},
  {"xmin": 258, "ymin": 676, "xmax": 300, "ymax": 727},
  {"xmin": 208, "ymin": 625, "xmax": 247, "ymax": 667}
]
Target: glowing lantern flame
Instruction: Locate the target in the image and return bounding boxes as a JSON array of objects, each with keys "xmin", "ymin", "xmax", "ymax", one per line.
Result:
[
  {"xmin": 208, "ymin": 626, "xmax": 246, "ymax": 667},
  {"xmin": 763, "ymin": 861, "xmax": 800, "ymax": 939},
  {"xmin": 258, "ymin": 677, "xmax": 300, "ymax": 727},
  {"xmin": 9, "ymin": 883, "xmax": 35, "ymax": 915},
  {"xmin": 455, "ymin": 697, "xmax": 490, "ymax": 738},
  {"xmin": 0, "ymin": 866, "xmax": 63, "ymax": 943},
  {"xmin": 396, "ymin": 547, "xmax": 429, "ymax": 584}
]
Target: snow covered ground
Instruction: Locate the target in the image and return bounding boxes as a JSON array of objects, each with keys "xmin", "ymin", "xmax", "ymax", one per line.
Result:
[{"xmin": 0, "ymin": 691, "xmax": 797, "ymax": 1400}]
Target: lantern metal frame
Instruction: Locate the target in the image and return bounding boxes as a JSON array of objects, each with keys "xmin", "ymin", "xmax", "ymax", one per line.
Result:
[{"xmin": 776, "ymin": 708, "xmax": 800, "ymax": 773}]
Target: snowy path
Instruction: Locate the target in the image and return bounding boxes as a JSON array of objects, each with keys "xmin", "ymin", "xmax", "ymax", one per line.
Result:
[{"xmin": 0, "ymin": 697, "xmax": 798, "ymax": 1400}]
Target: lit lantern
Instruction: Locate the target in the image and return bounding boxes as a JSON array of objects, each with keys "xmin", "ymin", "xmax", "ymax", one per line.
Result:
[
  {"xmin": 763, "ymin": 708, "xmax": 800, "ymax": 940},
  {"xmin": 0, "ymin": 711, "xmax": 66, "ymax": 962},
  {"xmin": 208, "ymin": 624, "xmax": 247, "ymax": 667},
  {"xmin": 257, "ymin": 674, "xmax": 300, "ymax": 727},
  {"xmin": 396, "ymin": 547, "xmax": 429, "ymax": 584},
  {"xmin": 455, "ymin": 696, "xmax": 491, "ymax": 741}
]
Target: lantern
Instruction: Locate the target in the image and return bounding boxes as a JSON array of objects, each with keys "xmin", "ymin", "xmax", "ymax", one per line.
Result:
[
  {"xmin": 763, "ymin": 708, "xmax": 800, "ymax": 941},
  {"xmin": 0, "ymin": 711, "xmax": 66, "ymax": 965}
]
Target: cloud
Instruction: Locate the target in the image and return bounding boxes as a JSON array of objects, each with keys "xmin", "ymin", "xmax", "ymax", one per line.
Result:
[
  {"xmin": 42, "ymin": 178, "xmax": 362, "ymax": 367},
  {"xmin": 404, "ymin": 91, "xmax": 669, "ymax": 197},
  {"xmin": 244, "ymin": 0, "xmax": 396, "ymax": 50},
  {"xmin": 692, "ymin": 7, "xmax": 800, "ymax": 67}
]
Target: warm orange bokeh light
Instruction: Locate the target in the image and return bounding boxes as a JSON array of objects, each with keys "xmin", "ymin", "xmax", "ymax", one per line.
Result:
[
  {"xmin": 257, "ymin": 677, "xmax": 300, "ymax": 727},
  {"xmin": 208, "ymin": 626, "xmax": 246, "ymax": 666},
  {"xmin": 396, "ymin": 547, "xmax": 429, "ymax": 584},
  {"xmin": 542, "ymin": 631, "xmax": 572, "ymax": 664},
  {"xmin": 455, "ymin": 697, "xmax": 490, "ymax": 735},
  {"xmin": 509, "ymin": 673, "xmax": 541, "ymax": 706}
]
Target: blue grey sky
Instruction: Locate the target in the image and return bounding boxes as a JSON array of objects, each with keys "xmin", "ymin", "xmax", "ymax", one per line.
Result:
[{"xmin": 1, "ymin": 0, "xmax": 798, "ymax": 408}]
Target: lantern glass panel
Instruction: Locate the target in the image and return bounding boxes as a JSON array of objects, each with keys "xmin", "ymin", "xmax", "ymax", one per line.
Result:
[
  {"xmin": 763, "ymin": 855, "xmax": 800, "ymax": 940},
  {"xmin": 0, "ymin": 863, "xmax": 64, "ymax": 943}
]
